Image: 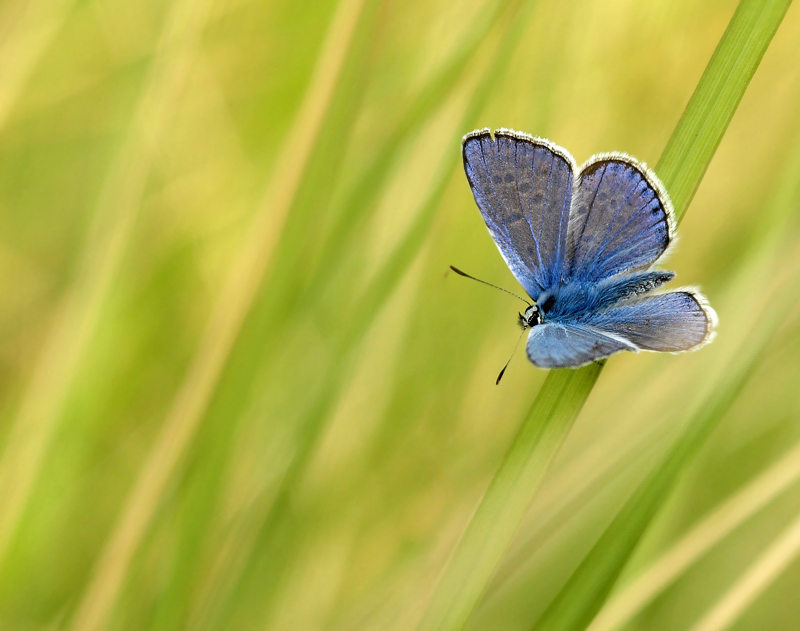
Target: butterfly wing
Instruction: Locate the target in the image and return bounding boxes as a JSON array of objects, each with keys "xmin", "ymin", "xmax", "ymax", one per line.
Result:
[
  {"xmin": 526, "ymin": 321, "xmax": 637, "ymax": 368},
  {"xmin": 584, "ymin": 290, "xmax": 717, "ymax": 352},
  {"xmin": 565, "ymin": 155, "xmax": 674, "ymax": 283},
  {"xmin": 463, "ymin": 128, "xmax": 576, "ymax": 297},
  {"xmin": 592, "ymin": 270, "xmax": 675, "ymax": 311},
  {"xmin": 528, "ymin": 290, "xmax": 715, "ymax": 367}
]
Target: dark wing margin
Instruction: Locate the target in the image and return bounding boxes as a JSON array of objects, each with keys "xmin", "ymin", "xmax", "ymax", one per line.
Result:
[
  {"xmin": 462, "ymin": 128, "xmax": 576, "ymax": 298},
  {"xmin": 565, "ymin": 154, "xmax": 675, "ymax": 284},
  {"xmin": 584, "ymin": 290, "xmax": 717, "ymax": 352}
]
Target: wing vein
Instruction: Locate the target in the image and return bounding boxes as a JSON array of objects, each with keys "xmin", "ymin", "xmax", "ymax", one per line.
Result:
[
  {"xmin": 584, "ymin": 171, "xmax": 644, "ymax": 273},
  {"xmin": 600, "ymin": 194, "xmax": 661, "ymax": 253},
  {"xmin": 526, "ymin": 146, "xmax": 544, "ymax": 268},
  {"xmin": 572, "ymin": 162, "xmax": 609, "ymax": 275},
  {"xmin": 478, "ymin": 139, "xmax": 516, "ymax": 251},
  {"xmin": 516, "ymin": 142, "xmax": 543, "ymax": 269}
]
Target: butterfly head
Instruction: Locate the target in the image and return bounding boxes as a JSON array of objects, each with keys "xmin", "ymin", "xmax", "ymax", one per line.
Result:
[{"xmin": 518, "ymin": 304, "xmax": 541, "ymax": 330}]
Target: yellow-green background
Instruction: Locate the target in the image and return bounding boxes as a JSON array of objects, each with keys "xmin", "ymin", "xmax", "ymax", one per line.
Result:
[{"xmin": 0, "ymin": 0, "xmax": 799, "ymax": 629}]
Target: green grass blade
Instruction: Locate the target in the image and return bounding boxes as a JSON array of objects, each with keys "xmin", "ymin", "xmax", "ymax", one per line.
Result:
[
  {"xmin": 0, "ymin": 0, "xmax": 215, "ymax": 574},
  {"xmin": 688, "ymin": 488, "xmax": 800, "ymax": 631},
  {"xmin": 535, "ymin": 278, "xmax": 796, "ymax": 631},
  {"xmin": 590, "ymin": 416, "xmax": 800, "ymax": 631},
  {"xmin": 301, "ymin": 0, "xmax": 521, "ymax": 304},
  {"xmin": 119, "ymin": 5, "xmax": 534, "ymax": 629},
  {"xmin": 417, "ymin": 1, "xmax": 792, "ymax": 630},
  {"xmin": 584, "ymin": 123, "xmax": 800, "ymax": 631},
  {"xmin": 657, "ymin": 0, "xmax": 794, "ymax": 221},
  {"xmin": 196, "ymin": 4, "xmax": 545, "ymax": 626},
  {"xmin": 63, "ymin": 1, "xmax": 374, "ymax": 629},
  {"xmin": 417, "ymin": 367, "xmax": 603, "ymax": 631},
  {"xmin": 529, "ymin": 2, "xmax": 793, "ymax": 628},
  {"xmin": 298, "ymin": 0, "xmax": 539, "ymax": 533},
  {"xmin": 0, "ymin": 0, "xmax": 75, "ymax": 129}
]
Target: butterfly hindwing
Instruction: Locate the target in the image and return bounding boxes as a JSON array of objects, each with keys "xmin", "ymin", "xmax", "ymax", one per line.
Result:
[
  {"xmin": 546, "ymin": 270, "xmax": 676, "ymax": 322},
  {"xmin": 526, "ymin": 321, "xmax": 637, "ymax": 368},
  {"xmin": 565, "ymin": 156, "xmax": 674, "ymax": 283},
  {"xmin": 583, "ymin": 290, "xmax": 716, "ymax": 352},
  {"xmin": 592, "ymin": 270, "xmax": 675, "ymax": 311},
  {"xmin": 463, "ymin": 129, "xmax": 575, "ymax": 297}
]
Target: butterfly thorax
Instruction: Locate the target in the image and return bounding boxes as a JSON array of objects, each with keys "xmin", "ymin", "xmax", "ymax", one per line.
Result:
[
  {"xmin": 533, "ymin": 283, "xmax": 592, "ymax": 322},
  {"xmin": 533, "ymin": 271, "xmax": 679, "ymax": 323}
]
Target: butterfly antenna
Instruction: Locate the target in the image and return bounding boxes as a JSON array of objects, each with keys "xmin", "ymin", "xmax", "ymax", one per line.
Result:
[
  {"xmin": 496, "ymin": 327, "xmax": 526, "ymax": 385},
  {"xmin": 449, "ymin": 266, "xmax": 531, "ymax": 306}
]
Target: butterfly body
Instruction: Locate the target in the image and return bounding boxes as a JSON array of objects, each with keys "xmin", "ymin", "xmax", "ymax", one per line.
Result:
[{"xmin": 461, "ymin": 128, "xmax": 716, "ymax": 369}]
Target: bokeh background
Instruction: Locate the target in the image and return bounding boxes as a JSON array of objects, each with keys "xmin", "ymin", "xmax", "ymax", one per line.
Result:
[{"xmin": 0, "ymin": 0, "xmax": 799, "ymax": 629}]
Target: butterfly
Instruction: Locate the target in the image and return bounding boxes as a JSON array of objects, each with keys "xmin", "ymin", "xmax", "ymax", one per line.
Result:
[{"xmin": 458, "ymin": 128, "xmax": 717, "ymax": 372}]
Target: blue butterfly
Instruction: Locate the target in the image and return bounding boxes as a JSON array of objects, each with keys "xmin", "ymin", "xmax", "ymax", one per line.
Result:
[{"xmin": 459, "ymin": 128, "xmax": 717, "ymax": 371}]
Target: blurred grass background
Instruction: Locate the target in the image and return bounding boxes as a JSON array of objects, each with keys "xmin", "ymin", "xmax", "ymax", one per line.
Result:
[{"xmin": 0, "ymin": 0, "xmax": 799, "ymax": 630}]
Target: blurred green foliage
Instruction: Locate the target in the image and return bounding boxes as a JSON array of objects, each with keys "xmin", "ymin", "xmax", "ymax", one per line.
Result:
[{"xmin": 0, "ymin": 0, "xmax": 799, "ymax": 630}]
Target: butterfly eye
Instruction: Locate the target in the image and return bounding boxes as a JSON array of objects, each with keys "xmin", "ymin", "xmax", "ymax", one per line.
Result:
[{"xmin": 518, "ymin": 306, "xmax": 540, "ymax": 329}]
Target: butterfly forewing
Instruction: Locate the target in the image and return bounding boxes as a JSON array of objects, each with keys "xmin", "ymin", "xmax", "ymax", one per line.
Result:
[
  {"xmin": 462, "ymin": 129, "xmax": 574, "ymax": 297},
  {"xmin": 565, "ymin": 157, "xmax": 673, "ymax": 283}
]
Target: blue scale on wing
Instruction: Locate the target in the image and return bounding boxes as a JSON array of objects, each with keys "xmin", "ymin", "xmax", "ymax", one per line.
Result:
[
  {"xmin": 565, "ymin": 159, "xmax": 671, "ymax": 284},
  {"xmin": 543, "ymin": 270, "xmax": 676, "ymax": 321},
  {"xmin": 581, "ymin": 292, "xmax": 712, "ymax": 352},
  {"xmin": 529, "ymin": 289, "xmax": 711, "ymax": 367},
  {"xmin": 526, "ymin": 321, "xmax": 636, "ymax": 368},
  {"xmin": 463, "ymin": 130, "xmax": 573, "ymax": 298}
]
